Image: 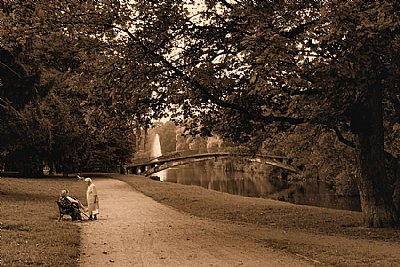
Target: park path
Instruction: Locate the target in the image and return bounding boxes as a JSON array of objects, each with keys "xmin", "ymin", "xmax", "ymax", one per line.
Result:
[{"xmin": 78, "ymin": 178, "xmax": 312, "ymax": 267}]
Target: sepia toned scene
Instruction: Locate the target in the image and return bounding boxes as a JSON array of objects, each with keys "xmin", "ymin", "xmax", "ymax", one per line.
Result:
[{"xmin": 1, "ymin": 0, "xmax": 400, "ymax": 266}]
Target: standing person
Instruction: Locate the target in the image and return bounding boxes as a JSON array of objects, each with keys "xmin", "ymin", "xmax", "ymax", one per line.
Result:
[{"xmin": 84, "ymin": 177, "xmax": 99, "ymax": 220}]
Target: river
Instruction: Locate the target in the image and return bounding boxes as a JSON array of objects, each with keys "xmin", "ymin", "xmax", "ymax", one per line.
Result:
[{"xmin": 156, "ymin": 161, "xmax": 361, "ymax": 212}]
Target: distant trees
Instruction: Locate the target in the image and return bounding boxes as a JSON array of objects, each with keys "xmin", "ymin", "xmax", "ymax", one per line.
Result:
[
  {"xmin": 0, "ymin": 47, "xmax": 46, "ymax": 176},
  {"xmin": 0, "ymin": 1, "xmax": 138, "ymax": 176}
]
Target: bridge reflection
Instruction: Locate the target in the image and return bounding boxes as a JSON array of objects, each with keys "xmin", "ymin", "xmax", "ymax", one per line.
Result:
[{"xmin": 126, "ymin": 152, "xmax": 299, "ymax": 177}]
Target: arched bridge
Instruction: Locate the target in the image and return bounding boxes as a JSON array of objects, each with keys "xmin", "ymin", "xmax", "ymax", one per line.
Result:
[{"xmin": 126, "ymin": 152, "xmax": 300, "ymax": 177}]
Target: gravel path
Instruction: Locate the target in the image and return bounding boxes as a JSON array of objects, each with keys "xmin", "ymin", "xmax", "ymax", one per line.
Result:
[{"xmin": 79, "ymin": 179, "xmax": 312, "ymax": 267}]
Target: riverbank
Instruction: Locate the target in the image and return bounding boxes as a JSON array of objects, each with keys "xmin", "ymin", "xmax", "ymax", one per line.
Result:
[
  {"xmin": 115, "ymin": 174, "xmax": 399, "ymax": 240},
  {"xmin": 112, "ymin": 174, "xmax": 400, "ymax": 266}
]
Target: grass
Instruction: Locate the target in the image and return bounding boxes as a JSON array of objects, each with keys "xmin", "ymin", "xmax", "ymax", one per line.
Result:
[
  {"xmin": 0, "ymin": 177, "xmax": 87, "ymax": 267},
  {"xmin": 115, "ymin": 174, "xmax": 400, "ymax": 242},
  {"xmin": 2, "ymin": 173, "xmax": 400, "ymax": 267}
]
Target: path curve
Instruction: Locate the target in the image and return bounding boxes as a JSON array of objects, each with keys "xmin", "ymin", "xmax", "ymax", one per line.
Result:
[{"xmin": 79, "ymin": 179, "xmax": 312, "ymax": 267}]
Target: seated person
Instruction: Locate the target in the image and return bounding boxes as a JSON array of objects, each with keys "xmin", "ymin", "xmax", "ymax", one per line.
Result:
[{"xmin": 59, "ymin": 190, "xmax": 85, "ymax": 221}]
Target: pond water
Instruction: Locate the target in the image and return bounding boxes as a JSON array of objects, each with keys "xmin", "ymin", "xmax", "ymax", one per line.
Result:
[{"xmin": 157, "ymin": 161, "xmax": 361, "ymax": 212}]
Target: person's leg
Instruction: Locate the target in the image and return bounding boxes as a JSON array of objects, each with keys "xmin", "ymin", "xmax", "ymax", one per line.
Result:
[
  {"xmin": 72, "ymin": 207, "xmax": 81, "ymax": 221},
  {"xmin": 71, "ymin": 211, "xmax": 77, "ymax": 221},
  {"xmin": 76, "ymin": 211, "xmax": 82, "ymax": 221}
]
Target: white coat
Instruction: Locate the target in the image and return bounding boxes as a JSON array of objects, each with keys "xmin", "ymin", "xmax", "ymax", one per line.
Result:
[{"xmin": 86, "ymin": 182, "xmax": 99, "ymax": 215}]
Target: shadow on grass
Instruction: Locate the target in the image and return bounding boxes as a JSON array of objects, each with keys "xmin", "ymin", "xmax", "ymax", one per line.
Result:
[
  {"xmin": 0, "ymin": 177, "xmax": 86, "ymax": 267},
  {"xmin": 0, "ymin": 191, "xmax": 57, "ymax": 201}
]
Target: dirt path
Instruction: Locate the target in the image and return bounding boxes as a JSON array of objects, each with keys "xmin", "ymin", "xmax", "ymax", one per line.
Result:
[{"xmin": 79, "ymin": 179, "xmax": 312, "ymax": 267}]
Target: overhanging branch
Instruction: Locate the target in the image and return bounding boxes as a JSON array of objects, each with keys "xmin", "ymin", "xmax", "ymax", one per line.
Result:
[
  {"xmin": 110, "ymin": 24, "xmax": 306, "ymax": 126},
  {"xmin": 279, "ymin": 19, "xmax": 317, "ymax": 39},
  {"xmin": 334, "ymin": 127, "xmax": 355, "ymax": 148}
]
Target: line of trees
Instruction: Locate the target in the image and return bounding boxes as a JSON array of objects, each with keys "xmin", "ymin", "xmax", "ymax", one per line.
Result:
[
  {"xmin": 1, "ymin": 0, "xmax": 399, "ymax": 227},
  {"xmin": 0, "ymin": 1, "xmax": 137, "ymax": 176}
]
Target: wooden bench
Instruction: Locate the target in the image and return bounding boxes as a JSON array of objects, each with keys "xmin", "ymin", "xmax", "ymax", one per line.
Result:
[{"xmin": 56, "ymin": 198, "xmax": 81, "ymax": 221}]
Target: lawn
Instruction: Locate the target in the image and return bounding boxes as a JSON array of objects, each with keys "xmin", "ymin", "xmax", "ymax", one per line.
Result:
[{"xmin": 0, "ymin": 177, "xmax": 87, "ymax": 267}]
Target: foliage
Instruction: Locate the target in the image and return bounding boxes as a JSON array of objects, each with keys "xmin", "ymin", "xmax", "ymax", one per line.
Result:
[
  {"xmin": 262, "ymin": 124, "xmax": 358, "ymax": 191},
  {"xmin": 1, "ymin": 0, "xmax": 400, "ymax": 226},
  {"xmin": 0, "ymin": 0, "xmax": 139, "ymax": 175},
  {"xmin": 92, "ymin": 0, "xmax": 400, "ymax": 226}
]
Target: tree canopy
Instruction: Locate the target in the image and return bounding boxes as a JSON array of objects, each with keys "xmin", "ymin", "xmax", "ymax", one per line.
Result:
[
  {"xmin": 1, "ymin": 0, "xmax": 400, "ymax": 227},
  {"xmin": 0, "ymin": 0, "xmax": 137, "ymax": 175},
  {"xmin": 96, "ymin": 0, "xmax": 400, "ymax": 227}
]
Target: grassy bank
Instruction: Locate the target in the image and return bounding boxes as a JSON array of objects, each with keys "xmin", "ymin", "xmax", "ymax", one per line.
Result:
[
  {"xmin": 115, "ymin": 174, "xmax": 400, "ymax": 242},
  {"xmin": 115, "ymin": 174, "xmax": 400, "ymax": 266},
  {"xmin": 0, "ymin": 177, "xmax": 87, "ymax": 267}
]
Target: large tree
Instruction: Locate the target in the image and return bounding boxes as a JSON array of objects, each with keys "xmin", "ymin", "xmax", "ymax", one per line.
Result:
[{"xmin": 93, "ymin": 0, "xmax": 400, "ymax": 227}]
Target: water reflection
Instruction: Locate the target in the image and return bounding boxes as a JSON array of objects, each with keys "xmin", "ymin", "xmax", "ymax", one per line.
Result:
[{"xmin": 159, "ymin": 162, "xmax": 361, "ymax": 212}]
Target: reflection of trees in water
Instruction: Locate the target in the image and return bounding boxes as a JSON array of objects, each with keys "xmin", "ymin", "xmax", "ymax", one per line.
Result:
[
  {"xmin": 289, "ymin": 181, "xmax": 361, "ymax": 211},
  {"xmin": 163, "ymin": 160, "xmax": 361, "ymax": 211},
  {"xmin": 168, "ymin": 161, "xmax": 283, "ymax": 197}
]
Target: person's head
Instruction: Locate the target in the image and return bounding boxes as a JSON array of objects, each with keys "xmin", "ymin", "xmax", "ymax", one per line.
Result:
[
  {"xmin": 60, "ymin": 190, "xmax": 69, "ymax": 197},
  {"xmin": 84, "ymin": 177, "xmax": 92, "ymax": 185}
]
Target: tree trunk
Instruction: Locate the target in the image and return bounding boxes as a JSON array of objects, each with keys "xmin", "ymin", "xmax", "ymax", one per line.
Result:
[
  {"xmin": 392, "ymin": 163, "xmax": 400, "ymax": 220},
  {"xmin": 352, "ymin": 85, "xmax": 399, "ymax": 227}
]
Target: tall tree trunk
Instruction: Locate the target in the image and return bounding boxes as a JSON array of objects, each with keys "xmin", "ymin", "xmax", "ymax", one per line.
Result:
[
  {"xmin": 352, "ymin": 84, "xmax": 399, "ymax": 227},
  {"xmin": 391, "ymin": 159, "xmax": 400, "ymax": 220}
]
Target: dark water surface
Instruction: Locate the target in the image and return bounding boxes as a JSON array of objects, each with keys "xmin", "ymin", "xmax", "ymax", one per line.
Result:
[{"xmin": 158, "ymin": 162, "xmax": 361, "ymax": 212}]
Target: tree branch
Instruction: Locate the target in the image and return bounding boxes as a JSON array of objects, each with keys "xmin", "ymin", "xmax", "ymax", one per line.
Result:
[
  {"xmin": 0, "ymin": 61, "xmax": 23, "ymax": 79},
  {"xmin": 110, "ymin": 24, "xmax": 305, "ymax": 126},
  {"xmin": 333, "ymin": 127, "xmax": 355, "ymax": 148},
  {"xmin": 279, "ymin": 19, "xmax": 317, "ymax": 39},
  {"xmin": 219, "ymin": 0, "xmax": 236, "ymax": 10},
  {"xmin": 0, "ymin": 98, "xmax": 24, "ymax": 119}
]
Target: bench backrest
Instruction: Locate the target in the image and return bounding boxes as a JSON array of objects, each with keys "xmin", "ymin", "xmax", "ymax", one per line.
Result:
[{"xmin": 57, "ymin": 197, "xmax": 74, "ymax": 212}]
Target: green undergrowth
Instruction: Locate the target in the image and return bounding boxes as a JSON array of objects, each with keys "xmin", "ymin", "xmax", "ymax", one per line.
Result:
[{"xmin": 0, "ymin": 177, "xmax": 86, "ymax": 267}]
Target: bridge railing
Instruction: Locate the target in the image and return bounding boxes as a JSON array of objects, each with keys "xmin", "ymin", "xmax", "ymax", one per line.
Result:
[{"xmin": 126, "ymin": 152, "xmax": 298, "ymax": 176}]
